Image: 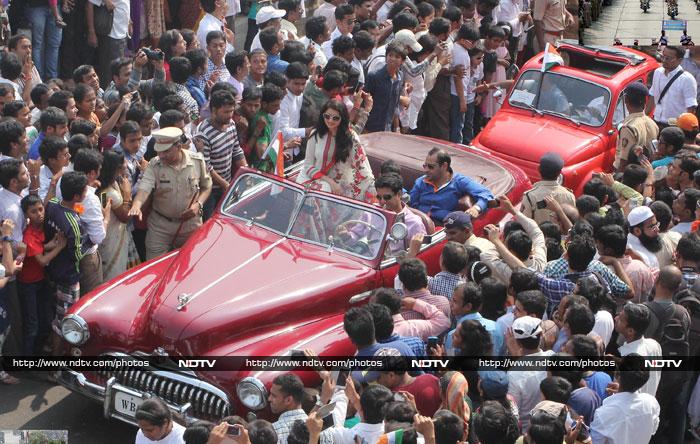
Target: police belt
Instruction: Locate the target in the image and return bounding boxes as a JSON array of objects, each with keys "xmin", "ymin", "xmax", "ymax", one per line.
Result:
[{"xmin": 153, "ymin": 209, "xmax": 182, "ymax": 223}]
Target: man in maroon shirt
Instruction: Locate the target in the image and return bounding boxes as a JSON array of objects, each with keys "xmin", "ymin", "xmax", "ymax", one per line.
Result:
[{"xmin": 375, "ymin": 356, "xmax": 442, "ymax": 417}]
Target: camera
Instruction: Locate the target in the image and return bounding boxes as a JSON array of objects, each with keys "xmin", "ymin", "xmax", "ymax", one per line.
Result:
[{"xmin": 142, "ymin": 48, "xmax": 164, "ymax": 61}]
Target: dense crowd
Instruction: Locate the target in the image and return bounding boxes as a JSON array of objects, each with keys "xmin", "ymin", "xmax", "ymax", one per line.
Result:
[{"xmin": 1, "ymin": 0, "xmax": 700, "ymax": 442}]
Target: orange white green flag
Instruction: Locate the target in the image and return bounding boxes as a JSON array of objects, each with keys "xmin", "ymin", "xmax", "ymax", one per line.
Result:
[
  {"xmin": 377, "ymin": 429, "xmax": 404, "ymax": 444},
  {"xmin": 541, "ymin": 42, "xmax": 563, "ymax": 72},
  {"xmin": 263, "ymin": 131, "xmax": 285, "ymax": 177}
]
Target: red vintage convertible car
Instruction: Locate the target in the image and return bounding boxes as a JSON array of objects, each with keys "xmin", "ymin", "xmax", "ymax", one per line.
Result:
[
  {"xmin": 472, "ymin": 42, "xmax": 659, "ymax": 195},
  {"xmin": 56, "ymin": 132, "xmax": 530, "ymax": 425}
]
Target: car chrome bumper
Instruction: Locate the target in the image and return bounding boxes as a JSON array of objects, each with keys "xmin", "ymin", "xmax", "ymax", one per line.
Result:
[{"xmin": 56, "ymin": 369, "xmax": 204, "ymax": 426}]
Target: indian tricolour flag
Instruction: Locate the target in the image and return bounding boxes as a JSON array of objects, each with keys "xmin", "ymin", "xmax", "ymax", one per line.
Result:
[
  {"xmin": 541, "ymin": 42, "xmax": 564, "ymax": 72},
  {"xmin": 262, "ymin": 131, "xmax": 285, "ymax": 177},
  {"xmin": 377, "ymin": 429, "xmax": 404, "ymax": 444}
]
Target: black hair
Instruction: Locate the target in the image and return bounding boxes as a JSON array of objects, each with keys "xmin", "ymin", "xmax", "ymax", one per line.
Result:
[
  {"xmin": 247, "ymin": 420, "xmax": 278, "ymax": 444},
  {"xmin": 135, "ymin": 397, "xmax": 172, "ymax": 427},
  {"xmin": 472, "ymin": 401, "xmax": 519, "ymax": 444},
  {"xmin": 480, "ymin": 277, "xmax": 507, "ymax": 321},
  {"xmin": 539, "ymin": 376, "xmax": 572, "ymax": 403},
  {"xmin": 316, "ymin": 99, "xmax": 353, "ymax": 162},
  {"xmin": 467, "ymin": 43, "xmax": 486, "ymax": 57},
  {"xmin": 457, "ymin": 22, "xmax": 480, "ymax": 41},
  {"xmin": 61, "ymin": 171, "xmax": 87, "ymax": 206},
  {"xmin": 0, "ymin": 52, "xmax": 21, "ymax": 80},
  {"xmin": 618, "ymin": 354, "xmax": 650, "ymax": 392},
  {"xmin": 546, "ymin": 237, "xmax": 563, "ymax": 262},
  {"xmin": 622, "ymin": 303, "xmax": 651, "ymax": 338},
  {"xmin": 242, "ymin": 86, "xmax": 262, "ymax": 102},
  {"xmin": 596, "ymin": 224, "xmax": 627, "ymax": 257},
  {"xmin": 271, "ymin": 373, "xmax": 304, "ymax": 403},
  {"xmin": 398, "ymin": 258, "xmax": 428, "ymax": 291},
  {"xmin": 20, "ymin": 193, "xmax": 42, "ymax": 214},
  {"xmin": 677, "ymin": 232, "xmax": 700, "ymax": 263},
  {"xmin": 0, "ymin": 118, "xmax": 25, "ymax": 154},
  {"xmin": 72, "ymin": 65, "xmax": 95, "ymax": 84},
  {"xmin": 67, "ymin": 134, "xmax": 91, "ymax": 158},
  {"xmin": 38, "ymin": 135, "xmax": 67, "ymax": 164},
  {"xmin": 73, "ymin": 148, "xmax": 102, "ymax": 176},
  {"xmin": 30, "ymin": 83, "xmax": 51, "ymax": 106},
  {"xmin": 39, "ymin": 106, "xmax": 67, "ymax": 132},
  {"xmin": 73, "ymin": 83, "xmax": 94, "ymax": 104},
  {"xmin": 429, "ymin": 17, "xmax": 451, "ymax": 36},
  {"xmin": 344, "ymin": 307, "xmax": 375, "ymax": 347},
  {"xmin": 375, "ymin": 173, "xmax": 403, "ymax": 194},
  {"xmin": 287, "ymin": 420, "xmax": 309, "ymax": 444},
  {"xmin": 206, "ymin": 30, "xmax": 226, "ymax": 46},
  {"xmin": 576, "ymin": 194, "xmax": 600, "ymax": 216},
  {"xmin": 388, "ymin": 0, "xmax": 418, "ymax": 19},
  {"xmin": 97, "ymin": 150, "xmax": 125, "ymax": 193},
  {"xmin": 185, "ymin": 48, "xmax": 209, "ymax": 72},
  {"xmin": 325, "ymin": 57, "xmax": 352, "ymax": 75},
  {"xmin": 210, "ymin": 90, "xmax": 236, "ymax": 110},
  {"xmin": 264, "ymin": 71, "xmax": 287, "ymax": 89},
  {"xmin": 360, "ymin": 384, "xmax": 394, "ymax": 424},
  {"xmin": 660, "ymin": 126, "xmax": 685, "ymax": 152},
  {"xmin": 371, "ymin": 287, "xmax": 401, "ymax": 315},
  {"xmin": 441, "ymin": 241, "xmax": 468, "ymax": 274},
  {"xmin": 510, "ymin": 268, "xmax": 539, "ymax": 293},
  {"xmin": 70, "ymin": 118, "xmax": 97, "ymax": 138},
  {"xmin": 158, "ymin": 29, "xmax": 183, "ymax": 62},
  {"xmin": 456, "ymin": 282, "xmax": 482, "ymax": 312},
  {"xmin": 332, "ymin": 35, "xmax": 355, "ymax": 57},
  {"xmin": 3, "ymin": 100, "xmax": 25, "ymax": 118},
  {"xmin": 261, "ymin": 83, "xmax": 285, "ymax": 104},
  {"xmin": 416, "ymin": 34, "xmax": 439, "ymax": 59},
  {"xmin": 622, "ymin": 164, "xmax": 648, "ymax": 190},
  {"xmin": 567, "ymin": 334, "xmax": 599, "ymax": 357},
  {"xmin": 567, "ymin": 235, "xmax": 597, "ymax": 272},
  {"xmin": 126, "ymin": 101, "xmax": 155, "ymax": 123},
  {"xmin": 486, "ymin": 24, "xmax": 506, "ymax": 39},
  {"xmin": 385, "ymin": 401, "xmax": 417, "ymax": 423},
  {"xmin": 392, "ymin": 12, "xmax": 419, "ymax": 34},
  {"xmin": 305, "ymin": 16, "xmax": 328, "ymax": 42},
  {"xmin": 0, "ymin": 158, "xmax": 22, "ymax": 188},
  {"xmin": 7, "ymin": 33, "xmax": 30, "ymax": 51},
  {"xmin": 169, "ymin": 56, "xmax": 192, "ymax": 84},
  {"xmin": 575, "ymin": 278, "xmax": 614, "ymax": 314},
  {"xmin": 118, "ymin": 120, "xmax": 141, "ymax": 140},
  {"xmin": 528, "ymin": 412, "xmax": 566, "ymax": 444},
  {"xmin": 516, "ymin": 290, "xmax": 547, "ymax": 318},
  {"xmin": 183, "ymin": 421, "xmax": 214, "ymax": 444},
  {"xmin": 433, "ymin": 410, "xmax": 464, "ymax": 444},
  {"xmin": 360, "ymin": 19, "xmax": 379, "ymax": 32},
  {"xmin": 260, "ymin": 27, "xmax": 280, "ymax": 53},
  {"xmin": 505, "ymin": 230, "xmax": 532, "ymax": 261},
  {"xmin": 159, "ymin": 109, "xmax": 185, "ymax": 128},
  {"xmin": 109, "ymin": 57, "xmax": 132, "ymax": 80},
  {"xmin": 539, "ymin": 221, "xmax": 561, "ymax": 240},
  {"xmin": 418, "ymin": 2, "xmax": 435, "ymax": 18},
  {"xmin": 200, "ymin": 0, "xmax": 217, "ymax": 13},
  {"xmin": 335, "ymin": 3, "xmax": 355, "ymax": 19},
  {"xmin": 665, "ymin": 45, "xmax": 685, "ymax": 59},
  {"xmin": 565, "ymin": 303, "xmax": 595, "ymax": 335},
  {"xmin": 428, "ymin": 146, "xmax": 452, "ymax": 170},
  {"xmin": 649, "ymin": 199, "xmax": 673, "ymax": 230},
  {"xmin": 354, "ymin": 30, "xmax": 376, "ymax": 52},
  {"xmin": 225, "ymin": 51, "xmax": 249, "ymax": 78},
  {"xmin": 158, "ymin": 94, "xmax": 185, "ymax": 113},
  {"xmin": 366, "ymin": 303, "xmax": 395, "ymax": 340},
  {"xmin": 458, "ymin": 319, "xmax": 493, "ymax": 356},
  {"xmin": 282, "ymin": 48, "xmax": 314, "ymax": 65},
  {"xmin": 583, "ymin": 178, "xmax": 616, "ymax": 207}
]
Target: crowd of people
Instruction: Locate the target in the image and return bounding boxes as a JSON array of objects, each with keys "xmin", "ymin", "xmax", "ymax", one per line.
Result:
[{"xmin": 1, "ymin": 0, "xmax": 700, "ymax": 442}]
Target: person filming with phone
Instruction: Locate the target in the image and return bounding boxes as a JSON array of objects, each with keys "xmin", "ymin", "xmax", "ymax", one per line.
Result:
[
  {"xmin": 410, "ymin": 147, "xmax": 494, "ymax": 224},
  {"xmin": 521, "ymin": 152, "xmax": 575, "ymax": 225}
]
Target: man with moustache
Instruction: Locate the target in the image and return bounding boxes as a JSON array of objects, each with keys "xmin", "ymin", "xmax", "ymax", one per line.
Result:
[{"xmin": 626, "ymin": 206, "xmax": 677, "ymax": 269}]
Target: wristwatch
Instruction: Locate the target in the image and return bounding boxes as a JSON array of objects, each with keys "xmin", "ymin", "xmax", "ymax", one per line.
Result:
[{"xmin": 0, "ymin": 236, "xmax": 12, "ymax": 243}]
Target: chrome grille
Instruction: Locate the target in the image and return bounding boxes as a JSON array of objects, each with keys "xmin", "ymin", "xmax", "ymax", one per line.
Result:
[{"xmin": 95, "ymin": 366, "xmax": 230, "ymax": 421}]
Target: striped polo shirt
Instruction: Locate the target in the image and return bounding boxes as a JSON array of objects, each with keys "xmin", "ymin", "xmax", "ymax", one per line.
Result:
[{"xmin": 195, "ymin": 118, "xmax": 244, "ymax": 188}]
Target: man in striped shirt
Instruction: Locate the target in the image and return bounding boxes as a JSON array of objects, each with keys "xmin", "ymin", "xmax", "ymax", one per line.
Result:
[{"xmin": 194, "ymin": 90, "xmax": 247, "ymax": 220}]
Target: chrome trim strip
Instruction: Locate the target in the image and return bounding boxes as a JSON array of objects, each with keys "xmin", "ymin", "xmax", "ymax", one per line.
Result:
[
  {"xmin": 349, "ymin": 290, "xmax": 373, "ymax": 304},
  {"xmin": 380, "ymin": 230, "xmax": 447, "ymax": 269},
  {"xmin": 75, "ymin": 251, "xmax": 179, "ymax": 315}
]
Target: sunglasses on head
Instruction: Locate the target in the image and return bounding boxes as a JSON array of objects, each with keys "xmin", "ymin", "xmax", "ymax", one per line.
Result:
[{"xmin": 323, "ymin": 113, "xmax": 341, "ymax": 121}]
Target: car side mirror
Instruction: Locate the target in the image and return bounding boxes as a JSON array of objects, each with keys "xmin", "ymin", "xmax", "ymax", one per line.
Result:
[{"xmin": 388, "ymin": 222, "xmax": 408, "ymax": 242}]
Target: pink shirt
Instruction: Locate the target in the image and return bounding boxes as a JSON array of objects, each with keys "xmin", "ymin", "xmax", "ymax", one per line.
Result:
[
  {"xmin": 400, "ymin": 288, "xmax": 451, "ymax": 320},
  {"xmin": 393, "ymin": 299, "xmax": 451, "ymax": 341}
]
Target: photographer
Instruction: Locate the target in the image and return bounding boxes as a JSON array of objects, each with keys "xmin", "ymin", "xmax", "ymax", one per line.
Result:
[{"xmin": 104, "ymin": 50, "xmax": 166, "ymax": 100}]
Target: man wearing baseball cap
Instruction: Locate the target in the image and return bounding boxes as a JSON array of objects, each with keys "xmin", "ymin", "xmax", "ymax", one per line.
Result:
[
  {"xmin": 128, "ymin": 127, "xmax": 213, "ymax": 259},
  {"xmin": 668, "ymin": 112, "xmax": 700, "ymax": 149},
  {"xmin": 442, "ymin": 211, "xmax": 497, "ymax": 256},
  {"xmin": 615, "ymin": 82, "xmax": 658, "ymax": 171},
  {"xmin": 521, "ymin": 152, "xmax": 576, "ymax": 224},
  {"xmin": 506, "ymin": 315, "xmax": 555, "ymax": 432},
  {"xmin": 248, "ymin": 5, "xmax": 287, "ymax": 52},
  {"xmin": 627, "ymin": 206, "xmax": 676, "ymax": 268}
]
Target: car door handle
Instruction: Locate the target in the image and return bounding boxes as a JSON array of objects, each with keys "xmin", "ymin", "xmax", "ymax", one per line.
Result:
[{"xmin": 349, "ymin": 290, "xmax": 373, "ymax": 304}]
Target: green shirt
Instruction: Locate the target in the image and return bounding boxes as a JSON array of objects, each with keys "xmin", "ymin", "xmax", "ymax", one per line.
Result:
[{"xmin": 249, "ymin": 109, "xmax": 273, "ymax": 172}]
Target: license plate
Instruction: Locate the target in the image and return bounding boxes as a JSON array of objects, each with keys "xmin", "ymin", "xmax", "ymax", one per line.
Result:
[{"xmin": 114, "ymin": 391, "xmax": 144, "ymax": 417}]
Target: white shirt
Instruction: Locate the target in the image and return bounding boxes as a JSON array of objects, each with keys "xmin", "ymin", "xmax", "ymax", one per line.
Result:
[
  {"xmin": 313, "ymin": 2, "xmax": 337, "ymax": 33},
  {"xmin": 649, "ymin": 65, "xmax": 698, "ymax": 123},
  {"xmin": 331, "ymin": 421, "xmax": 385, "ymax": 444},
  {"xmin": 671, "ymin": 221, "xmax": 693, "ymax": 233},
  {"xmin": 497, "ymin": 0, "xmax": 525, "ymax": 37},
  {"xmin": 56, "ymin": 184, "xmax": 105, "ymax": 253},
  {"xmin": 322, "ymin": 28, "xmax": 352, "ymax": 61},
  {"xmin": 228, "ymin": 76, "xmax": 245, "ymax": 100},
  {"xmin": 135, "ymin": 422, "xmax": 186, "ymax": 444},
  {"xmin": 365, "ymin": 45, "xmax": 387, "ymax": 75},
  {"xmin": 250, "ymin": 28, "xmax": 292, "ymax": 53},
  {"xmin": 0, "ymin": 78, "xmax": 21, "ymax": 99},
  {"xmin": 299, "ymin": 37, "xmax": 328, "ymax": 69},
  {"xmin": 593, "ymin": 309, "xmax": 614, "ymax": 347},
  {"xmin": 89, "ymin": 0, "xmax": 130, "ymax": 40},
  {"xmin": 590, "ymin": 391, "xmax": 660, "ymax": 444},
  {"xmin": 0, "ymin": 187, "xmax": 26, "ymax": 243},
  {"xmin": 197, "ymin": 13, "xmax": 234, "ymax": 53},
  {"xmin": 279, "ymin": 90, "xmax": 306, "ymax": 141},
  {"xmin": 376, "ymin": 1, "xmax": 394, "ymax": 22},
  {"xmin": 38, "ymin": 165, "xmax": 57, "ymax": 203},
  {"xmin": 450, "ymin": 43, "xmax": 470, "ymax": 97},
  {"xmin": 507, "ymin": 349, "xmax": 555, "ymax": 432},
  {"xmin": 225, "ymin": 0, "xmax": 240, "ymax": 17},
  {"xmin": 351, "ymin": 57, "xmax": 365, "ymax": 84},
  {"xmin": 618, "ymin": 336, "xmax": 662, "ymax": 396},
  {"xmin": 626, "ymin": 234, "xmax": 659, "ymax": 269}
]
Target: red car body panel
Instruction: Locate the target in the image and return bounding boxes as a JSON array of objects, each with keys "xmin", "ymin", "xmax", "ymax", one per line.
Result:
[
  {"xmin": 472, "ymin": 43, "xmax": 659, "ymax": 195},
  {"xmin": 57, "ymin": 133, "xmax": 531, "ymax": 424}
]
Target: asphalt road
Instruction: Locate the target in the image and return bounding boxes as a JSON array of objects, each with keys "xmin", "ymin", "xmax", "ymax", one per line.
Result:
[{"xmin": 0, "ymin": 373, "xmax": 135, "ymax": 444}]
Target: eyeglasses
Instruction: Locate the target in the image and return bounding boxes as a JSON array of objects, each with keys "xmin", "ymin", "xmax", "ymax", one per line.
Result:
[
  {"xmin": 376, "ymin": 193, "xmax": 395, "ymax": 201},
  {"xmin": 645, "ymin": 222, "xmax": 660, "ymax": 230},
  {"xmin": 423, "ymin": 163, "xmax": 438, "ymax": 169},
  {"xmin": 323, "ymin": 113, "xmax": 341, "ymax": 121}
]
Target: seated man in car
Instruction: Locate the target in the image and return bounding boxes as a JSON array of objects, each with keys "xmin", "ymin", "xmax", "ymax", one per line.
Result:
[
  {"xmin": 539, "ymin": 75, "xmax": 570, "ymax": 115},
  {"xmin": 410, "ymin": 147, "xmax": 494, "ymax": 224}
]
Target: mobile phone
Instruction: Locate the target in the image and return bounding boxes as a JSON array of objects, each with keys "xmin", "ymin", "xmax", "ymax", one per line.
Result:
[
  {"xmin": 427, "ymin": 336, "xmax": 438, "ymax": 350},
  {"xmin": 316, "ymin": 401, "xmax": 336, "ymax": 430},
  {"xmin": 335, "ymin": 369, "xmax": 349, "ymax": 388},
  {"xmin": 487, "ymin": 199, "xmax": 499, "ymax": 209},
  {"xmin": 290, "ymin": 349, "xmax": 305, "ymax": 358},
  {"xmin": 353, "ymin": 82, "xmax": 364, "ymax": 94},
  {"xmin": 421, "ymin": 234, "xmax": 433, "ymax": 244},
  {"xmin": 536, "ymin": 200, "xmax": 547, "ymax": 209},
  {"xmin": 227, "ymin": 425, "xmax": 242, "ymax": 436},
  {"xmin": 100, "ymin": 192, "xmax": 108, "ymax": 208}
]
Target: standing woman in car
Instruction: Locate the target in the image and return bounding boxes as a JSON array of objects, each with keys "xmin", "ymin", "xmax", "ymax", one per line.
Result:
[{"xmin": 296, "ymin": 99, "xmax": 376, "ymax": 202}]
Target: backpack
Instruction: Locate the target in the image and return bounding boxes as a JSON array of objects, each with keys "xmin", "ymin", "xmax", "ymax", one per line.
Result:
[
  {"xmin": 675, "ymin": 290, "xmax": 700, "ymax": 356},
  {"xmin": 644, "ymin": 301, "xmax": 690, "ymax": 358}
]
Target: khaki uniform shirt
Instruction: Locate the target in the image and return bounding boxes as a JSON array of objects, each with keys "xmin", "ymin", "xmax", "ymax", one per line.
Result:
[
  {"xmin": 139, "ymin": 149, "xmax": 213, "ymax": 220},
  {"xmin": 533, "ymin": 0, "xmax": 566, "ymax": 32},
  {"xmin": 615, "ymin": 112, "xmax": 659, "ymax": 168},
  {"xmin": 521, "ymin": 180, "xmax": 576, "ymax": 224},
  {"xmin": 465, "ymin": 233, "xmax": 498, "ymax": 257}
]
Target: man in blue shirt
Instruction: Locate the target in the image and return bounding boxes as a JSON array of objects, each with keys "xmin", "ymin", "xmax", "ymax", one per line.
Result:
[
  {"xmin": 344, "ymin": 306, "xmax": 415, "ymax": 358},
  {"xmin": 410, "ymin": 147, "xmax": 494, "ymax": 222},
  {"xmin": 260, "ymin": 27, "xmax": 289, "ymax": 74},
  {"xmin": 28, "ymin": 107, "xmax": 68, "ymax": 160},
  {"xmin": 364, "ymin": 41, "xmax": 405, "ymax": 133},
  {"xmin": 445, "ymin": 282, "xmax": 503, "ymax": 356}
]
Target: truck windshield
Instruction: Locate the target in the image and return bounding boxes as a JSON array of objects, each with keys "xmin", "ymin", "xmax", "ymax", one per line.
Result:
[{"xmin": 509, "ymin": 70, "xmax": 611, "ymax": 127}]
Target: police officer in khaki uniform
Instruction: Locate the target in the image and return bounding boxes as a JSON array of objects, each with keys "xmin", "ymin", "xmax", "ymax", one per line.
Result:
[
  {"xmin": 521, "ymin": 152, "xmax": 576, "ymax": 224},
  {"xmin": 128, "ymin": 127, "xmax": 212, "ymax": 259},
  {"xmin": 615, "ymin": 82, "xmax": 659, "ymax": 171}
]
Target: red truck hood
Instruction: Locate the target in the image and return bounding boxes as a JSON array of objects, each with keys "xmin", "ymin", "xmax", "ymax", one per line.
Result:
[
  {"xmin": 125, "ymin": 218, "xmax": 375, "ymax": 355},
  {"xmin": 476, "ymin": 112, "xmax": 604, "ymax": 169}
]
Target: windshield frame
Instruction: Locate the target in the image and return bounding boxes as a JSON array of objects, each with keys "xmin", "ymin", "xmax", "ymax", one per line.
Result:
[
  {"xmin": 508, "ymin": 69, "xmax": 614, "ymax": 128},
  {"xmin": 220, "ymin": 171, "xmax": 390, "ymax": 261}
]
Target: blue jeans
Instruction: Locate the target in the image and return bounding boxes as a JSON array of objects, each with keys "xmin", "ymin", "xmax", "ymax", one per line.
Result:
[
  {"xmin": 26, "ymin": 6, "xmax": 63, "ymax": 79},
  {"xmin": 449, "ymin": 95, "xmax": 465, "ymax": 144},
  {"xmin": 18, "ymin": 280, "xmax": 53, "ymax": 355},
  {"xmin": 462, "ymin": 102, "xmax": 476, "ymax": 144}
]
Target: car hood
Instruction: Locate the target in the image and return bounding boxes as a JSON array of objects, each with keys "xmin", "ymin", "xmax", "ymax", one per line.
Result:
[
  {"xmin": 130, "ymin": 218, "xmax": 375, "ymax": 355},
  {"xmin": 477, "ymin": 112, "xmax": 604, "ymax": 166}
]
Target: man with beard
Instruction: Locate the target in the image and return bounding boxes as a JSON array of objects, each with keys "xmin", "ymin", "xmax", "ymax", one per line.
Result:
[{"xmin": 627, "ymin": 206, "xmax": 678, "ymax": 269}]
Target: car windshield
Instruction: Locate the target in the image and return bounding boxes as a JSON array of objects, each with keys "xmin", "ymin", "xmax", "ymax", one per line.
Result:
[
  {"xmin": 222, "ymin": 173, "xmax": 387, "ymax": 259},
  {"xmin": 509, "ymin": 70, "xmax": 611, "ymax": 126}
]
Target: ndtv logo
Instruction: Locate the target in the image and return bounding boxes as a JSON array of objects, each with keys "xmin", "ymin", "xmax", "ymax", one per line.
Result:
[
  {"xmin": 411, "ymin": 359, "xmax": 449, "ymax": 369},
  {"xmin": 644, "ymin": 359, "xmax": 682, "ymax": 368},
  {"xmin": 178, "ymin": 359, "xmax": 216, "ymax": 368}
]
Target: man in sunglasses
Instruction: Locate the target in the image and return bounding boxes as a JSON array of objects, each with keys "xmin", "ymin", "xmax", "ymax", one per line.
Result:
[
  {"xmin": 375, "ymin": 174, "xmax": 426, "ymax": 256},
  {"xmin": 410, "ymin": 147, "xmax": 494, "ymax": 223}
]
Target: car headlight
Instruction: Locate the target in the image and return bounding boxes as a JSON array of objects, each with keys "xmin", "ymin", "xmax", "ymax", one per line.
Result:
[
  {"xmin": 237, "ymin": 377, "xmax": 267, "ymax": 410},
  {"xmin": 61, "ymin": 314, "xmax": 89, "ymax": 346}
]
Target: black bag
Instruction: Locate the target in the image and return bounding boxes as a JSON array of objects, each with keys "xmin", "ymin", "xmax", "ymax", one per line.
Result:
[
  {"xmin": 675, "ymin": 291, "xmax": 700, "ymax": 356},
  {"xmin": 93, "ymin": 4, "xmax": 114, "ymax": 37},
  {"xmin": 645, "ymin": 301, "xmax": 690, "ymax": 357}
]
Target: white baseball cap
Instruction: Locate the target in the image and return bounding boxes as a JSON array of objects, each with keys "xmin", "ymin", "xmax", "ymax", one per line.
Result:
[
  {"xmin": 256, "ymin": 6, "xmax": 286, "ymax": 24},
  {"xmin": 512, "ymin": 316, "xmax": 543, "ymax": 340},
  {"xmin": 394, "ymin": 30, "xmax": 422, "ymax": 52}
]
